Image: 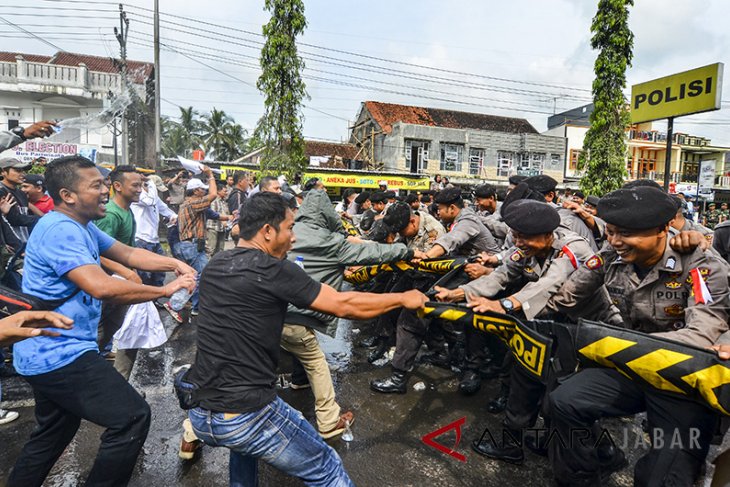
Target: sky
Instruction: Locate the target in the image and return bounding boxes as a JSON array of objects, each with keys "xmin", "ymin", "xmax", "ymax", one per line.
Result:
[{"xmin": 3, "ymin": 0, "xmax": 730, "ymax": 147}]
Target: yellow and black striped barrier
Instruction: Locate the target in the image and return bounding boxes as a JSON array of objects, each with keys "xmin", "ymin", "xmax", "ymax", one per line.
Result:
[
  {"xmin": 344, "ymin": 257, "xmax": 468, "ymax": 285},
  {"xmin": 416, "ymin": 302, "xmax": 730, "ymax": 416},
  {"xmin": 341, "ymin": 218, "xmax": 360, "ymax": 237}
]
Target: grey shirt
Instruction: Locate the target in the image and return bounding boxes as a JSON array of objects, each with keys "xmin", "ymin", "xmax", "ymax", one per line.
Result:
[{"xmin": 434, "ymin": 207, "xmax": 500, "ymax": 256}]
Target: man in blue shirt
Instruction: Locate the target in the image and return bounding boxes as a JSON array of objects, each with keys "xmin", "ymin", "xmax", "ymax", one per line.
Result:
[{"xmin": 8, "ymin": 155, "xmax": 196, "ymax": 487}]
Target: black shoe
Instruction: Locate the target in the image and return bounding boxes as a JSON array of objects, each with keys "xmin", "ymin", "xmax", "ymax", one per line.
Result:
[
  {"xmin": 487, "ymin": 383, "xmax": 510, "ymax": 414},
  {"xmin": 599, "ymin": 446, "xmax": 628, "ymax": 482},
  {"xmin": 459, "ymin": 370, "xmax": 481, "ymax": 395},
  {"xmin": 478, "ymin": 363, "xmax": 502, "ymax": 380},
  {"xmin": 359, "ymin": 335, "xmax": 379, "ymax": 348},
  {"xmin": 370, "ymin": 370, "xmax": 408, "ymax": 394},
  {"xmin": 367, "ymin": 338, "xmax": 389, "ymax": 364},
  {"xmin": 524, "ymin": 431, "xmax": 548, "ymax": 457},
  {"xmin": 419, "ymin": 350, "xmax": 450, "ymax": 369},
  {"xmin": 471, "ymin": 437, "xmax": 524, "ymax": 464}
]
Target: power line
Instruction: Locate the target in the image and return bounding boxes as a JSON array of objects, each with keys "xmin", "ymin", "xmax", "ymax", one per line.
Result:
[{"xmin": 0, "ymin": 15, "xmax": 65, "ymax": 51}]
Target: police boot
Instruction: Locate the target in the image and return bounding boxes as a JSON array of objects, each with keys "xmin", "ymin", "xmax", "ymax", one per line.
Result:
[
  {"xmin": 370, "ymin": 369, "xmax": 408, "ymax": 394},
  {"xmin": 487, "ymin": 383, "xmax": 510, "ymax": 414},
  {"xmin": 471, "ymin": 428, "xmax": 524, "ymax": 464},
  {"xmin": 367, "ymin": 336, "xmax": 390, "ymax": 363},
  {"xmin": 419, "ymin": 349, "xmax": 450, "ymax": 369},
  {"xmin": 598, "ymin": 441, "xmax": 628, "ymax": 482},
  {"xmin": 459, "ymin": 370, "xmax": 481, "ymax": 395},
  {"xmin": 524, "ymin": 429, "xmax": 548, "ymax": 457}
]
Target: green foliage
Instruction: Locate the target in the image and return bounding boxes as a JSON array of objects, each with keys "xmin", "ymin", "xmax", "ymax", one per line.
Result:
[
  {"xmin": 253, "ymin": 0, "xmax": 309, "ymax": 180},
  {"xmin": 579, "ymin": 0, "xmax": 634, "ymax": 197},
  {"xmin": 160, "ymin": 106, "xmax": 248, "ymax": 161}
]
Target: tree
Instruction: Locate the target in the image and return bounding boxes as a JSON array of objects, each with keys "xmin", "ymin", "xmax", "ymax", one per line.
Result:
[
  {"xmin": 202, "ymin": 108, "xmax": 233, "ymax": 160},
  {"xmin": 253, "ymin": 0, "xmax": 309, "ymax": 179},
  {"xmin": 579, "ymin": 0, "xmax": 634, "ymax": 196},
  {"xmin": 220, "ymin": 123, "xmax": 248, "ymax": 161}
]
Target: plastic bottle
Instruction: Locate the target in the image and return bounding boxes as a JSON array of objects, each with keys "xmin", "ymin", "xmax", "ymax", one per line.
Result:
[
  {"xmin": 294, "ymin": 256, "xmax": 305, "ymax": 270},
  {"xmin": 169, "ymin": 287, "xmax": 191, "ymax": 311},
  {"xmin": 341, "ymin": 419, "xmax": 354, "ymax": 442}
]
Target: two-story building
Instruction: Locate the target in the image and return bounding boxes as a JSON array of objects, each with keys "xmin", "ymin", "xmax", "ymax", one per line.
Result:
[
  {"xmin": 349, "ymin": 101, "xmax": 567, "ymax": 185},
  {"xmin": 0, "ymin": 51, "xmax": 154, "ymax": 165}
]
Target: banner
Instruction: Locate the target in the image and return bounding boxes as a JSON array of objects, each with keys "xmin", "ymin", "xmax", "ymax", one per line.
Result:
[
  {"xmin": 344, "ymin": 257, "xmax": 468, "ymax": 285},
  {"xmin": 3, "ymin": 140, "xmax": 99, "ymax": 163},
  {"xmin": 698, "ymin": 160, "xmax": 716, "ymax": 195}
]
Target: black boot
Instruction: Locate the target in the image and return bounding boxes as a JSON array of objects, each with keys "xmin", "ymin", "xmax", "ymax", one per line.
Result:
[
  {"xmin": 471, "ymin": 428, "xmax": 524, "ymax": 464},
  {"xmin": 370, "ymin": 369, "xmax": 408, "ymax": 394},
  {"xmin": 459, "ymin": 370, "xmax": 481, "ymax": 395},
  {"xmin": 359, "ymin": 335, "xmax": 379, "ymax": 348},
  {"xmin": 524, "ymin": 429, "xmax": 548, "ymax": 457},
  {"xmin": 487, "ymin": 383, "xmax": 509, "ymax": 414},
  {"xmin": 367, "ymin": 336, "xmax": 389, "ymax": 363},
  {"xmin": 419, "ymin": 349, "xmax": 450, "ymax": 369}
]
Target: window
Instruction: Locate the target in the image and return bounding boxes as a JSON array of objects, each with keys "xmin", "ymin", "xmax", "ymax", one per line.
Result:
[
  {"xmin": 497, "ymin": 151, "xmax": 513, "ymax": 177},
  {"xmin": 440, "ymin": 143, "xmax": 464, "ymax": 172},
  {"xmin": 404, "ymin": 139, "xmax": 429, "ymax": 173},
  {"xmin": 7, "ymin": 119, "xmax": 18, "ymax": 130},
  {"xmin": 550, "ymin": 153, "xmax": 561, "ymax": 168},
  {"xmin": 569, "ymin": 149, "xmax": 583, "ymax": 170},
  {"xmin": 516, "ymin": 152, "xmax": 544, "ymax": 176},
  {"xmin": 468, "ymin": 148, "xmax": 484, "ymax": 175}
]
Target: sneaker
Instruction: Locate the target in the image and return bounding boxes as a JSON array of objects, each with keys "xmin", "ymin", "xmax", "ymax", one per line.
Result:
[
  {"xmin": 163, "ymin": 302, "xmax": 184, "ymax": 324},
  {"xmin": 0, "ymin": 409, "xmax": 19, "ymax": 425},
  {"xmin": 190, "ymin": 309, "xmax": 199, "ymax": 317},
  {"xmin": 319, "ymin": 411, "xmax": 355, "ymax": 439},
  {"xmin": 179, "ymin": 436, "xmax": 203, "ymax": 460}
]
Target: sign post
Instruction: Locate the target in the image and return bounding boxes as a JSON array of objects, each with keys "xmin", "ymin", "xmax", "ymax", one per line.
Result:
[{"xmin": 631, "ymin": 63, "xmax": 723, "ymax": 191}]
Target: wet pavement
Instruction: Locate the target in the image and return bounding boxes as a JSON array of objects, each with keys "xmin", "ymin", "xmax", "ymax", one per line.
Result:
[{"xmin": 1, "ymin": 308, "xmax": 726, "ymax": 486}]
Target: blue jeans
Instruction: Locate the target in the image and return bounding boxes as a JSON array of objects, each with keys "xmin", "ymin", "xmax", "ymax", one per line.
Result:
[
  {"xmin": 188, "ymin": 396, "xmax": 353, "ymax": 487},
  {"xmin": 135, "ymin": 239, "xmax": 166, "ymax": 287},
  {"xmin": 173, "ymin": 239, "xmax": 208, "ymax": 311}
]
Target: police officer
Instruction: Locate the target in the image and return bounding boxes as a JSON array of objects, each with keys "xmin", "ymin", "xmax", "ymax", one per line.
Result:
[
  {"xmin": 435, "ymin": 200, "xmax": 594, "ymax": 463},
  {"xmin": 473, "ymin": 184, "xmax": 499, "ymax": 217},
  {"xmin": 359, "ymin": 191, "xmax": 386, "ymax": 233},
  {"xmin": 548, "ymin": 186, "xmax": 729, "ymax": 486},
  {"xmin": 370, "ymin": 202, "xmax": 447, "ymax": 393},
  {"xmin": 671, "ymin": 195, "xmax": 713, "ymax": 244}
]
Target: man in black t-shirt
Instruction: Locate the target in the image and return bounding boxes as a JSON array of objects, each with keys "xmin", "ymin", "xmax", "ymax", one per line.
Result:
[{"xmin": 185, "ymin": 193, "xmax": 426, "ymax": 486}]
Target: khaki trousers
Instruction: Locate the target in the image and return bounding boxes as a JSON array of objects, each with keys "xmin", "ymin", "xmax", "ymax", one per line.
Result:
[{"xmin": 281, "ymin": 324, "xmax": 341, "ymax": 432}]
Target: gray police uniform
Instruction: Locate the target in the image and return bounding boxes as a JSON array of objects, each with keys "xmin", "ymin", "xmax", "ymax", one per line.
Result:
[
  {"xmin": 402, "ymin": 211, "xmax": 445, "ymax": 252},
  {"xmin": 434, "ymin": 207, "xmax": 500, "ymax": 256}
]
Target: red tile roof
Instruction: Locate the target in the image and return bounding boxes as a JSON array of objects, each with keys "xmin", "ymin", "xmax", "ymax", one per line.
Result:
[
  {"xmin": 0, "ymin": 51, "xmax": 153, "ymax": 83},
  {"xmin": 304, "ymin": 140, "xmax": 358, "ymax": 159},
  {"xmin": 363, "ymin": 101, "xmax": 538, "ymax": 134}
]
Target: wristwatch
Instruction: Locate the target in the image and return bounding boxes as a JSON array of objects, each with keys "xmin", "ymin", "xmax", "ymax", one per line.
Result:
[
  {"xmin": 500, "ymin": 298, "xmax": 514, "ymax": 312},
  {"xmin": 10, "ymin": 126, "xmax": 26, "ymax": 140}
]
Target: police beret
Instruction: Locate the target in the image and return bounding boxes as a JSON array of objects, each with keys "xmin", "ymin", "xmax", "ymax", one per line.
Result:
[
  {"xmin": 622, "ymin": 179, "xmax": 663, "ymax": 191},
  {"xmin": 524, "ymin": 175, "xmax": 558, "ymax": 195},
  {"xmin": 370, "ymin": 191, "xmax": 386, "ymax": 203},
  {"xmin": 585, "ymin": 195, "xmax": 600, "ymax": 207},
  {"xmin": 501, "ymin": 182, "xmax": 545, "ymax": 215},
  {"xmin": 433, "ymin": 186, "xmax": 462, "ymax": 205},
  {"xmin": 367, "ymin": 219, "xmax": 391, "ymax": 243},
  {"xmin": 598, "ymin": 187, "xmax": 676, "ymax": 229},
  {"xmin": 573, "ymin": 190, "xmax": 585, "ymax": 199},
  {"xmin": 502, "ymin": 199, "xmax": 560, "ymax": 235},
  {"xmin": 474, "ymin": 184, "xmax": 496, "ymax": 199},
  {"xmin": 508, "ymin": 175, "xmax": 527, "ymax": 186},
  {"xmin": 383, "ymin": 201, "xmax": 412, "ymax": 234},
  {"xmin": 404, "ymin": 193, "xmax": 418, "ymax": 204},
  {"xmin": 383, "ymin": 191, "xmax": 396, "ymax": 199},
  {"xmin": 355, "ymin": 191, "xmax": 371, "ymax": 205}
]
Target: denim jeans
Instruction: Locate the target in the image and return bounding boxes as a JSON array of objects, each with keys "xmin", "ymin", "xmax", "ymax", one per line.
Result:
[
  {"xmin": 189, "ymin": 396, "xmax": 353, "ymax": 487},
  {"xmin": 8, "ymin": 351, "xmax": 151, "ymax": 487},
  {"xmin": 174, "ymin": 239, "xmax": 208, "ymax": 310},
  {"xmin": 135, "ymin": 239, "xmax": 166, "ymax": 287}
]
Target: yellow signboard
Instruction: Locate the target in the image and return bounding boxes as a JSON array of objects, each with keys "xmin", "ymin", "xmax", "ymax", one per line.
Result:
[
  {"xmin": 631, "ymin": 63, "xmax": 723, "ymax": 123},
  {"xmin": 218, "ymin": 166, "xmax": 431, "ymax": 191}
]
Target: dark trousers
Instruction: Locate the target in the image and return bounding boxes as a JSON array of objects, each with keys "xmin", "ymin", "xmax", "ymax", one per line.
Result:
[
  {"xmin": 8, "ymin": 351, "xmax": 151, "ymax": 487},
  {"xmin": 391, "ymin": 309, "xmax": 432, "ymax": 372},
  {"xmin": 97, "ymin": 302, "xmax": 130, "ymax": 352},
  {"xmin": 504, "ymin": 359, "xmax": 546, "ymax": 431},
  {"xmin": 548, "ymin": 367, "xmax": 717, "ymax": 487}
]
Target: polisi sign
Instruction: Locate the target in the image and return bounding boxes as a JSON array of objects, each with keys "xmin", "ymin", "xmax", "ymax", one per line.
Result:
[{"xmin": 631, "ymin": 63, "xmax": 723, "ymax": 123}]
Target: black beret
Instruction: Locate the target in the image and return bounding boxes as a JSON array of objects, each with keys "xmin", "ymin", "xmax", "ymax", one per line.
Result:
[
  {"xmin": 524, "ymin": 175, "xmax": 558, "ymax": 195},
  {"xmin": 383, "ymin": 190, "xmax": 396, "ymax": 199},
  {"xmin": 585, "ymin": 195, "xmax": 600, "ymax": 207},
  {"xmin": 367, "ymin": 219, "xmax": 391, "ymax": 243},
  {"xmin": 370, "ymin": 191, "xmax": 386, "ymax": 203},
  {"xmin": 597, "ymin": 187, "xmax": 676, "ymax": 229},
  {"xmin": 433, "ymin": 186, "xmax": 462, "ymax": 205},
  {"xmin": 508, "ymin": 175, "xmax": 527, "ymax": 186},
  {"xmin": 355, "ymin": 191, "xmax": 371, "ymax": 205},
  {"xmin": 404, "ymin": 193, "xmax": 418, "ymax": 204},
  {"xmin": 474, "ymin": 184, "xmax": 496, "ymax": 199},
  {"xmin": 502, "ymin": 200, "xmax": 560, "ymax": 235},
  {"xmin": 383, "ymin": 202, "xmax": 412, "ymax": 234},
  {"xmin": 622, "ymin": 179, "xmax": 663, "ymax": 191},
  {"xmin": 573, "ymin": 190, "xmax": 585, "ymax": 199},
  {"xmin": 501, "ymin": 182, "xmax": 545, "ymax": 215}
]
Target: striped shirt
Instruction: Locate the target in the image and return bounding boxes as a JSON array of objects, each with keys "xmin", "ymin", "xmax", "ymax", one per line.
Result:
[{"xmin": 178, "ymin": 196, "xmax": 211, "ymax": 241}]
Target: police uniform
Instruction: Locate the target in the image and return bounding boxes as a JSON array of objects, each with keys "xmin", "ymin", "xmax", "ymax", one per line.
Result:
[
  {"xmin": 433, "ymin": 206, "xmax": 501, "ymax": 256},
  {"xmin": 547, "ymin": 187, "xmax": 729, "ymax": 487},
  {"xmin": 476, "ymin": 213, "xmax": 510, "ymax": 249},
  {"xmin": 403, "ymin": 211, "xmax": 446, "ymax": 252},
  {"xmin": 681, "ymin": 216, "xmax": 714, "ymax": 245}
]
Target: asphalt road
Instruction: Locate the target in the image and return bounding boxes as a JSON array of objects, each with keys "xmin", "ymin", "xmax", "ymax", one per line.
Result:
[{"xmin": 0, "ymin": 309, "xmax": 726, "ymax": 486}]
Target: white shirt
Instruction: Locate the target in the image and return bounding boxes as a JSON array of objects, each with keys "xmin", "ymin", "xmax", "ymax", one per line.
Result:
[{"xmin": 131, "ymin": 182, "xmax": 176, "ymax": 243}]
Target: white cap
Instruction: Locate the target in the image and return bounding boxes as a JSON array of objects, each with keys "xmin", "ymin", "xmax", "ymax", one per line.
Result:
[
  {"xmin": 378, "ymin": 180, "xmax": 387, "ymax": 186},
  {"xmin": 186, "ymin": 179, "xmax": 209, "ymax": 191}
]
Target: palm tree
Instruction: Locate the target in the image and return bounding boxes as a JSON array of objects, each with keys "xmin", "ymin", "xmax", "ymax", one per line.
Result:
[
  {"xmin": 202, "ymin": 108, "xmax": 233, "ymax": 160},
  {"xmin": 220, "ymin": 123, "xmax": 248, "ymax": 161},
  {"xmin": 160, "ymin": 116, "xmax": 187, "ymax": 158}
]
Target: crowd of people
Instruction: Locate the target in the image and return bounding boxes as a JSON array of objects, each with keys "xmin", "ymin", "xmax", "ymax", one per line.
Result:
[{"xmin": 0, "ymin": 120, "xmax": 729, "ymax": 487}]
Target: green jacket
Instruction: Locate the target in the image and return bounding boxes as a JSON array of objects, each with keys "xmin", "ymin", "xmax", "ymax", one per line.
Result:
[{"xmin": 285, "ymin": 189, "xmax": 411, "ymax": 336}]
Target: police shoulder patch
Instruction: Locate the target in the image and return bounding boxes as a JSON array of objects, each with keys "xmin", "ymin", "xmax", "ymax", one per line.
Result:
[
  {"xmin": 510, "ymin": 249, "xmax": 525, "ymax": 262},
  {"xmin": 585, "ymin": 255, "xmax": 603, "ymax": 270}
]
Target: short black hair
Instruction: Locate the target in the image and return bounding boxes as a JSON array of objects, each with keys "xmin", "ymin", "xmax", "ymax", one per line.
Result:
[
  {"xmin": 420, "ymin": 194, "xmax": 432, "ymax": 204},
  {"xmin": 259, "ymin": 175, "xmax": 278, "ymax": 191},
  {"xmin": 232, "ymin": 171, "xmax": 249, "ymax": 185},
  {"xmin": 238, "ymin": 192, "xmax": 289, "ymax": 240},
  {"xmin": 405, "ymin": 193, "xmax": 419, "ymax": 204},
  {"xmin": 45, "ymin": 155, "xmax": 97, "ymax": 204},
  {"xmin": 109, "ymin": 165, "xmax": 137, "ymax": 186}
]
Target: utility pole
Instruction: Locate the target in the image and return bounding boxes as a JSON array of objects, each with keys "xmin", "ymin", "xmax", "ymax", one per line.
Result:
[
  {"xmin": 153, "ymin": 0, "xmax": 161, "ymax": 169},
  {"xmin": 114, "ymin": 4, "xmax": 129, "ymax": 165}
]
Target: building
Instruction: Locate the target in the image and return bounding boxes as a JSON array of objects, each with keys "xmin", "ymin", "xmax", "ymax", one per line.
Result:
[
  {"xmin": 0, "ymin": 51, "xmax": 154, "ymax": 165},
  {"xmin": 545, "ymin": 103, "xmax": 730, "ymax": 189},
  {"xmin": 349, "ymin": 101, "xmax": 567, "ymax": 184}
]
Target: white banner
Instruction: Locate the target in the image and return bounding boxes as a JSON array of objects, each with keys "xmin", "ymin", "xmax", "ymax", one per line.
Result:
[
  {"xmin": 1, "ymin": 140, "xmax": 98, "ymax": 163},
  {"xmin": 698, "ymin": 160, "xmax": 716, "ymax": 195}
]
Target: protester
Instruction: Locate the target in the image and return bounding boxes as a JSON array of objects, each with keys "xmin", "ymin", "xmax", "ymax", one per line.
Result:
[
  {"xmin": 21, "ymin": 174, "xmax": 54, "ymax": 214},
  {"xmin": 166, "ymin": 170, "xmax": 189, "ymax": 211},
  {"xmin": 0, "ymin": 157, "xmax": 41, "ymax": 242},
  {"xmin": 0, "ymin": 120, "xmax": 57, "ymax": 152},
  {"xmin": 206, "ymin": 184, "xmax": 230, "ymax": 255},
  {"xmin": 8, "ymin": 155, "xmax": 196, "ymax": 487}
]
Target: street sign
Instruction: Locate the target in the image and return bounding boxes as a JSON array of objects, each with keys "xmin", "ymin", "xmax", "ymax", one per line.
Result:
[
  {"xmin": 698, "ymin": 160, "xmax": 716, "ymax": 195},
  {"xmin": 631, "ymin": 63, "xmax": 723, "ymax": 124}
]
